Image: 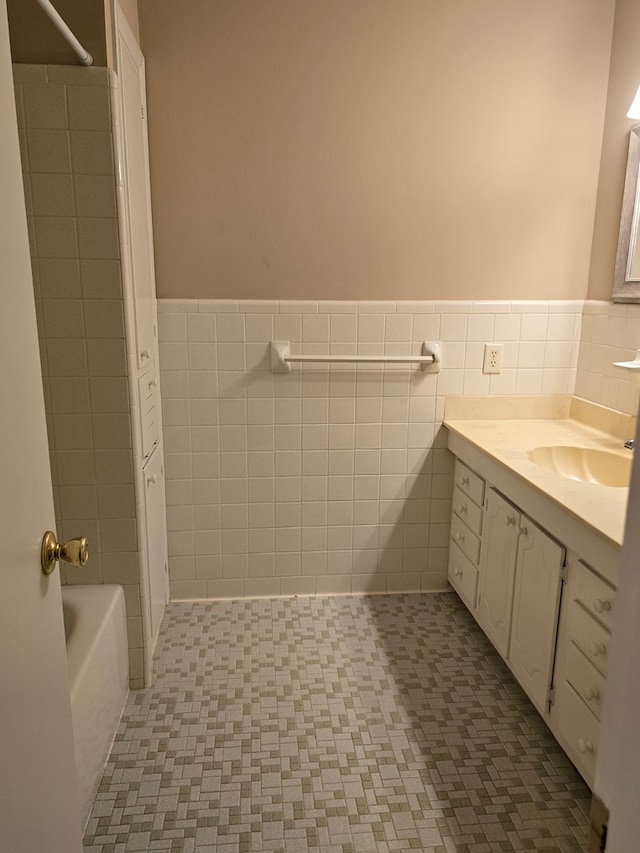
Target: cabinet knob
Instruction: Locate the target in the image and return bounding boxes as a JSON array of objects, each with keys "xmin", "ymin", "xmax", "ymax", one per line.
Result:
[
  {"xmin": 148, "ymin": 377, "xmax": 158, "ymax": 389},
  {"xmin": 519, "ymin": 526, "xmax": 528, "ymax": 537},
  {"xmin": 455, "ymin": 532, "xmax": 465, "ymax": 542},
  {"xmin": 584, "ymin": 687, "xmax": 600, "ymax": 702},
  {"xmin": 460, "ymin": 476, "xmax": 469, "ymax": 486},
  {"xmin": 141, "ymin": 349, "xmax": 151, "ymax": 360},
  {"xmin": 577, "ymin": 738, "xmax": 594, "ymax": 754},
  {"xmin": 454, "ymin": 567, "xmax": 463, "ymax": 578},
  {"xmin": 505, "ymin": 515, "xmax": 516, "ymax": 526},
  {"xmin": 593, "ymin": 598, "xmax": 611, "ymax": 614},
  {"xmin": 589, "ymin": 641, "xmax": 606, "ymax": 657},
  {"xmin": 147, "ymin": 473, "xmax": 157, "ymax": 486},
  {"xmin": 458, "ymin": 503, "xmax": 467, "ymax": 514}
]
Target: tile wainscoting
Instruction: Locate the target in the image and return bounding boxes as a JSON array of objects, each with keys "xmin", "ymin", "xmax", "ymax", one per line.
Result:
[
  {"xmin": 158, "ymin": 299, "xmax": 585, "ymax": 601},
  {"xmin": 575, "ymin": 300, "xmax": 640, "ymax": 417}
]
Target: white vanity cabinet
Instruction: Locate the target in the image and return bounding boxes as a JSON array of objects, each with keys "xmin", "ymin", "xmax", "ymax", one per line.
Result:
[{"xmin": 445, "ymin": 420, "xmax": 623, "ymax": 789}]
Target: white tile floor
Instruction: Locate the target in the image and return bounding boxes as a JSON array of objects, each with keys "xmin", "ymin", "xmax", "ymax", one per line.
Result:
[{"xmin": 84, "ymin": 593, "xmax": 590, "ymax": 852}]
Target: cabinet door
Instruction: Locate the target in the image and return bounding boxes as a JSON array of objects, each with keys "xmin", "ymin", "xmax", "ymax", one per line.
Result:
[
  {"xmin": 477, "ymin": 489, "xmax": 519, "ymax": 657},
  {"xmin": 116, "ymin": 8, "xmax": 157, "ymax": 372},
  {"xmin": 509, "ymin": 517, "xmax": 564, "ymax": 713},
  {"xmin": 144, "ymin": 448, "xmax": 169, "ymax": 646}
]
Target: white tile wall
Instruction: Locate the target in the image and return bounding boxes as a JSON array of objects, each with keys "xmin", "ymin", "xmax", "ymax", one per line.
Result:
[
  {"xmin": 575, "ymin": 301, "xmax": 640, "ymax": 416},
  {"xmin": 159, "ymin": 298, "xmax": 583, "ymax": 600}
]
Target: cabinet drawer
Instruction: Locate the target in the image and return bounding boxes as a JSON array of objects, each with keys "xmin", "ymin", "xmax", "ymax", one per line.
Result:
[
  {"xmin": 452, "ymin": 486, "xmax": 482, "ymax": 536},
  {"xmin": 570, "ymin": 602, "xmax": 611, "ymax": 677},
  {"xmin": 448, "ymin": 541, "xmax": 479, "ymax": 609},
  {"xmin": 574, "ymin": 560, "xmax": 615, "ymax": 631},
  {"xmin": 138, "ymin": 368, "xmax": 160, "ymax": 462},
  {"xmin": 450, "ymin": 513, "xmax": 481, "ymax": 565},
  {"xmin": 565, "ymin": 641, "xmax": 606, "ymax": 722},
  {"xmin": 555, "ymin": 681, "xmax": 600, "ymax": 784},
  {"xmin": 453, "ymin": 460, "xmax": 484, "ymax": 508}
]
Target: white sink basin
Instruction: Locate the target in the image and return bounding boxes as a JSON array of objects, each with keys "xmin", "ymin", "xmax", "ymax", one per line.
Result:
[{"xmin": 527, "ymin": 446, "xmax": 632, "ymax": 488}]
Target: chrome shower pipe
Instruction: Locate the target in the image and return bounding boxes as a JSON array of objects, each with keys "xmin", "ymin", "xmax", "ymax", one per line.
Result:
[{"xmin": 35, "ymin": 0, "xmax": 93, "ymax": 66}]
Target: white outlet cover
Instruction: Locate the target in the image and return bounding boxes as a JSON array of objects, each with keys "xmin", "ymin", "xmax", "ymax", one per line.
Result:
[{"xmin": 483, "ymin": 343, "xmax": 503, "ymax": 374}]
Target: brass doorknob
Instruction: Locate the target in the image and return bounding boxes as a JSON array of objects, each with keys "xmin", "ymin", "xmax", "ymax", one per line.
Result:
[{"xmin": 41, "ymin": 531, "xmax": 89, "ymax": 575}]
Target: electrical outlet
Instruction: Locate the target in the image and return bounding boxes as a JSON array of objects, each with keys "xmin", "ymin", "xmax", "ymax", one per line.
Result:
[{"xmin": 483, "ymin": 343, "xmax": 503, "ymax": 374}]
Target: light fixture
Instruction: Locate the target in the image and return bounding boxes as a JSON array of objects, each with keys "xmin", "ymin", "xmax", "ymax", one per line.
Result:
[{"xmin": 627, "ymin": 84, "xmax": 640, "ymax": 120}]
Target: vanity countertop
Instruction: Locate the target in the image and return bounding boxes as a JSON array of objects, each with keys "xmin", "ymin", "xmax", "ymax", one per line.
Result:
[{"xmin": 444, "ymin": 398, "xmax": 635, "ymax": 549}]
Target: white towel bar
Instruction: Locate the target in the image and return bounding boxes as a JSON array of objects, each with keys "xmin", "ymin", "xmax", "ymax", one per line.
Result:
[{"xmin": 271, "ymin": 341, "xmax": 441, "ymax": 373}]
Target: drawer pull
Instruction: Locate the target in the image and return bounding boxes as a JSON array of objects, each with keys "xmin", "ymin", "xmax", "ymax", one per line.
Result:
[
  {"xmin": 459, "ymin": 476, "xmax": 469, "ymax": 486},
  {"xmin": 454, "ymin": 567, "xmax": 463, "ymax": 578},
  {"xmin": 455, "ymin": 532, "xmax": 465, "ymax": 542},
  {"xmin": 458, "ymin": 503, "xmax": 467, "ymax": 514},
  {"xmin": 584, "ymin": 687, "xmax": 600, "ymax": 702},
  {"xmin": 593, "ymin": 598, "xmax": 611, "ymax": 614},
  {"xmin": 505, "ymin": 515, "xmax": 516, "ymax": 526},
  {"xmin": 578, "ymin": 738, "xmax": 594, "ymax": 754},
  {"xmin": 147, "ymin": 473, "xmax": 157, "ymax": 486},
  {"xmin": 589, "ymin": 641, "xmax": 606, "ymax": 657}
]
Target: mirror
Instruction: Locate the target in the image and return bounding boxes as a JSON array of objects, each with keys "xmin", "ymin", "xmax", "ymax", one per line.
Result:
[{"xmin": 613, "ymin": 125, "xmax": 640, "ymax": 302}]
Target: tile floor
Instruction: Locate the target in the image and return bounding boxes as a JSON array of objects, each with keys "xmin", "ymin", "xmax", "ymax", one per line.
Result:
[{"xmin": 83, "ymin": 593, "xmax": 590, "ymax": 852}]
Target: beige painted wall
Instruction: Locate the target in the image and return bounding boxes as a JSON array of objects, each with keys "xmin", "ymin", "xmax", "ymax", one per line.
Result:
[
  {"xmin": 588, "ymin": 0, "xmax": 640, "ymax": 300},
  {"xmin": 139, "ymin": 0, "xmax": 613, "ymax": 301},
  {"xmin": 7, "ymin": 0, "xmax": 107, "ymax": 66}
]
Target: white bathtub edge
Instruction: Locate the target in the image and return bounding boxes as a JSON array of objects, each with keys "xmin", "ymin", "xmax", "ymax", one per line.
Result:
[{"xmin": 61, "ymin": 584, "xmax": 130, "ymax": 831}]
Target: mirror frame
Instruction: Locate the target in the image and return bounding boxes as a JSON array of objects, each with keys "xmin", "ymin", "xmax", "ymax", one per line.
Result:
[{"xmin": 613, "ymin": 125, "xmax": 640, "ymax": 302}]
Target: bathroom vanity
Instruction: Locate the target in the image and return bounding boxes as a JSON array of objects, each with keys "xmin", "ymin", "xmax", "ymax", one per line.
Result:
[{"xmin": 444, "ymin": 396, "xmax": 632, "ymax": 788}]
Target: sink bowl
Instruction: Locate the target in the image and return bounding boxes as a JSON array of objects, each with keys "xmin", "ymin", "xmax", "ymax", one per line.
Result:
[{"xmin": 527, "ymin": 446, "xmax": 632, "ymax": 488}]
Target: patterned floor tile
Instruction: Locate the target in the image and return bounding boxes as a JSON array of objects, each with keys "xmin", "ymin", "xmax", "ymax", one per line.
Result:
[{"xmin": 84, "ymin": 594, "xmax": 590, "ymax": 851}]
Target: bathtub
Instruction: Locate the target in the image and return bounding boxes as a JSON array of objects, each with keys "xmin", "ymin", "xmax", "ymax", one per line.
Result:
[{"xmin": 61, "ymin": 585, "xmax": 129, "ymax": 830}]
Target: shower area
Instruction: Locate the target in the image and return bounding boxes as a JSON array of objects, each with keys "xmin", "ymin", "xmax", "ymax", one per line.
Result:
[{"xmin": 11, "ymin": 1, "xmax": 168, "ymax": 692}]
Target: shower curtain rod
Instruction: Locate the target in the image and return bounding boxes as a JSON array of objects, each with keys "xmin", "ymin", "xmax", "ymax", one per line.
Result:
[{"xmin": 35, "ymin": 0, "xmax": 93, "ymax": 66}]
